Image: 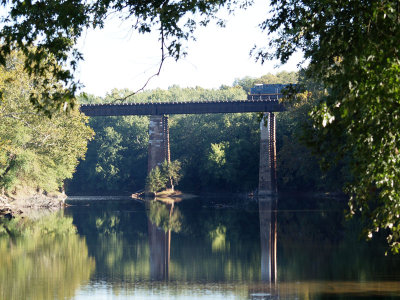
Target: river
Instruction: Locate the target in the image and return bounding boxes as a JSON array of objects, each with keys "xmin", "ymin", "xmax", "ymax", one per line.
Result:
[{"xmin": 1, "ymin": 194, "xmax": 400, "ymax": 299}]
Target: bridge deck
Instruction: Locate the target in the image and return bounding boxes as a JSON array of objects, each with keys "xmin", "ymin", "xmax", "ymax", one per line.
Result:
[{"xmin": 79, "ymin": 99, "xmax": 285, "ymax": 116}]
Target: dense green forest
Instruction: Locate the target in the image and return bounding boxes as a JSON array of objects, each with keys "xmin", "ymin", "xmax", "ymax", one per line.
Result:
[{"xmin": 67, "ymin": 71, "xmax": 345, "ymax": 195}]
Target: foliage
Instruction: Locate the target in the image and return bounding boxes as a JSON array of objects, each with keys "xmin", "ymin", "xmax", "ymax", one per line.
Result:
[
  {"xmin": 206, "ymin": 142, "xmax": 229, "ymax": 180},
  {"xmin": 68, "ymin": 84, "xmax": 250, "ymax": 194},
  {"xmin": 171, "ymin": 110, "xmax": 261, "ymax": 191},
  {"xmin": 69, "ymin": 73, "xmax": 340, "ymax": 194},
  {"xmin": 104, "ymin": 84, "xmax": 247, "ymax": 104},
  {"xmin": 0, "ymin": 0, "xmax": 252, "ymax": 112},
  {"xmin": 276, "ymin": 88, "xmax": 349, "ymax": 191},
  {"xmin": 161, "ymin": 159, "xmax": 182, "ymax": 187},
  {"xmin": 145, "ymin": 166, "xmax": 167, "ymax": 194},
  {"xmin": 146, "ymin": 159, "xmax": 181, "ymax": 194},
  {"xmin": 68, "ymin": 112, "xmax": 148, "ymax": 194},
  {"xmin": 263, "ymin": 0, "xmax": 400, "ymax": 252},
  {"xmin": 233, "ymin": 71, "xmax": 298, "ymax": 93},
  {"xmin": 0, "ymin": 51, "xmax": 94, "ymax": 194}
]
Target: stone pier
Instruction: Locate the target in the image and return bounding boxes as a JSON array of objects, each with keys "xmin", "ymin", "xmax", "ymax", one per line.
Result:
[
  {"xmin": 258, "ymin": 113, "xmax": 277, "ymax": 196},
  {"xmin": 258, "ymin": 112, "xmax": 278, "ymax": 282},
  {"xmin": 147, "ymin": 115, "xmax": 171, "ymax": 173}
]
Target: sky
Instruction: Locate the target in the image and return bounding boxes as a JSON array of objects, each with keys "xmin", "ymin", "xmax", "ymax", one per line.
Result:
[{"xmin": 75, "ymin": 0, "xmax": 303, "ymax": 97}]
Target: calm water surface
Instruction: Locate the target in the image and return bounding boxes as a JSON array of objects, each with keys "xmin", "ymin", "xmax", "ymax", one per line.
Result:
[{"xmin": 1, "ymin": 195, "xmax": 400, "ymax": 300}]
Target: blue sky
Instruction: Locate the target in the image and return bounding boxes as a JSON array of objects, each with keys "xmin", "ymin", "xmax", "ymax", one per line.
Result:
[{"xmin": 75, "ymin": 0, "xmax": 303, "ymax": 97}]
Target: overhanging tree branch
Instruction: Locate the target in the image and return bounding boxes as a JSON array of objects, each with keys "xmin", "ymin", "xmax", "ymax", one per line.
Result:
[{"xmin": 111, "ymin": 26, "xmax": 168, "ymax": 103}]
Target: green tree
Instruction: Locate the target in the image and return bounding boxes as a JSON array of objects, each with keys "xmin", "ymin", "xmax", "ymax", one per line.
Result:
[
  {"xmin": 67, "ymin": 109, "xmax": 149, "ymax": 194},
  {"xmin": 146, "ymin": 160, "xmax": 182, "ymax": 194},
  {"xmin": 161, "ymin": 160, "xmax": 182, "ymax": 188},
  {"xmin": 145, "ymin": 166, "xmax": 166, "ymax": 195},
  {"xmin": 206, "ymin": 142, "xmax": 229, "ymax": 181},
  {"xmin": 263, "ymin": 0, "xmax": 400, "ymax": 252},
  {"xmin": 0, "ymin": 51, "xmax": 94, "ymax": 194},
  {"xmin": 233, "ymin": 72, "xmax": 298, "ymax": 92}
]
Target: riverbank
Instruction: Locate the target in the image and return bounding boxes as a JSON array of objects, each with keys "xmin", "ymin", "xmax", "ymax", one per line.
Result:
[
  {"xmin": 0, "ymin": 192, "xmax": 66, "ymax": 217},
  {"xmin": 156, "ymin": 190, "xmax": 197, "ymax": 203},
  {"xmin": 132, "ymin": 189, "xmax": 197, "ymax": 203}
]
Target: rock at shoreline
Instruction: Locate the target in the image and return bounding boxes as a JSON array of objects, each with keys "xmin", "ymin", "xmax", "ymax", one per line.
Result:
[{"xmin": 0, "ymin": 192, "xmax": 66, "ymax": 217}]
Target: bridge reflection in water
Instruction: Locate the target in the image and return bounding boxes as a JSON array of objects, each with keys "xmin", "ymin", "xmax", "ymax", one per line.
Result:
[
  {"xmin": 146, "ymin": 196, "xmax": 279, "ymax": 291},
  {"xmin": 62, "ymin": 194, "xmax": 400, "ymax": 299},
  {"xmin": 148, "ymin": 216, "xmax": 170, "ymax": 280},
  {"xmin": 254, "ymin": 195, "xmax": 279, "ymax": 300},
  {"xmin": 259, "ymin": 196, "xmax": 278, "ymax": 283},
  {"xmin": 146, "ymin": 200, "xmax": 180, "ymax": 281}
]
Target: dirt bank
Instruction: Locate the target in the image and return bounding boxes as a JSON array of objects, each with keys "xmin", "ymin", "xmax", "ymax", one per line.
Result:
[{"xmin": 0, "ymin": 192, "xmax": 66, "ymax": 217}]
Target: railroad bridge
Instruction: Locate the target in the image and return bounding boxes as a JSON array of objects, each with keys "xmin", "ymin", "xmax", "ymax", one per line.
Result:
[{"xmin": 80, "ymin": 97, "xmax": 284, "ymax": 196}]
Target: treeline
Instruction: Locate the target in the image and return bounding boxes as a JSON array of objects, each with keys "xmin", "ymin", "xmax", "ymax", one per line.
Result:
[{"xmin": 67, "ymin": 71, "xmax": 345, "ymax": 195}]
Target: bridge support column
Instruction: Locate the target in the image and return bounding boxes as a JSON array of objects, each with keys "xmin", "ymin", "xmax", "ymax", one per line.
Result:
[
  {"xmin": 258, "ymin": 113, "xmax": 278, "ymax": 283},
  {"xmin": 147, "ymin": 115, "xmax": 172, "ymax": 187},
  {"xmin": 258, "ymin": 113, "xmax": 277, "ymax": 196}
]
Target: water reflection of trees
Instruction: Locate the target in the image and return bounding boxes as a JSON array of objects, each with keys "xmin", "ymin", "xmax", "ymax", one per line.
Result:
[
  {"xmin": 65, "ymin": 196, "xmax": 400, "ymax": 292},
  {"xmin": 66, "ymin": 198, "xmax": 261, "ymax": 283},
  {"xmin": 66, "ymin": 201, "xmax": 151, "ymax": 281},
  {"xmin": 252, "ymin": 195, "xmax": 400, "ymax": 299},
  {"xmin": 165, "ymin": 198, "xmax": 261, "ymax": 282},
  {"xmin": 148, "ymin": 200, "xmax": 182, "ymax": 233},
  {"xmin": 147, "ymin": 200, "xmax": 183, "ymax": 280},
  {"xmin": 0, "ymin": 212, "xmax": 95, "ymax": 300}
]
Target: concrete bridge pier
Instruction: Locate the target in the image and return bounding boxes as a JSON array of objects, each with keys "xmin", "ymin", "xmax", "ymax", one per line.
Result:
[
  {"xmin": 258, "ymin": 113, "xmax": 277, "ymax": 196},
  {"xmin": 147, "ymin": 115, "xmax": 172, "ymax": 190},
  {"xmin": 258, "ymin": 113, "xmax": 278, "ymax": 197}
]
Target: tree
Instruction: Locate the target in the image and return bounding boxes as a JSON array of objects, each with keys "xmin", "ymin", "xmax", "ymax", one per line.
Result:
[
  {"xmin": 161, "ymin": 160, "xmax": 182, "ymax": 189},
  {"xmin": 145, "ymin": 166, "xmax": 166, "ymax": 195},
  {"xmin": 146, "ymin": 160, "xmax": 182, "ymax": 194},
  {"xmin": 233, "ymin": 72, "xmax": 298, "ymax": 92},
  {"xmin": 0, "ymin": 0, "xmax": 251, "ymax": 113},
  {"xmin": 0, "ymin": 51, "xmax": 94, "ymax": 194},
  {"xmin": 261, "ymin": 0, "xmax": 400, "ymax": 253}
]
